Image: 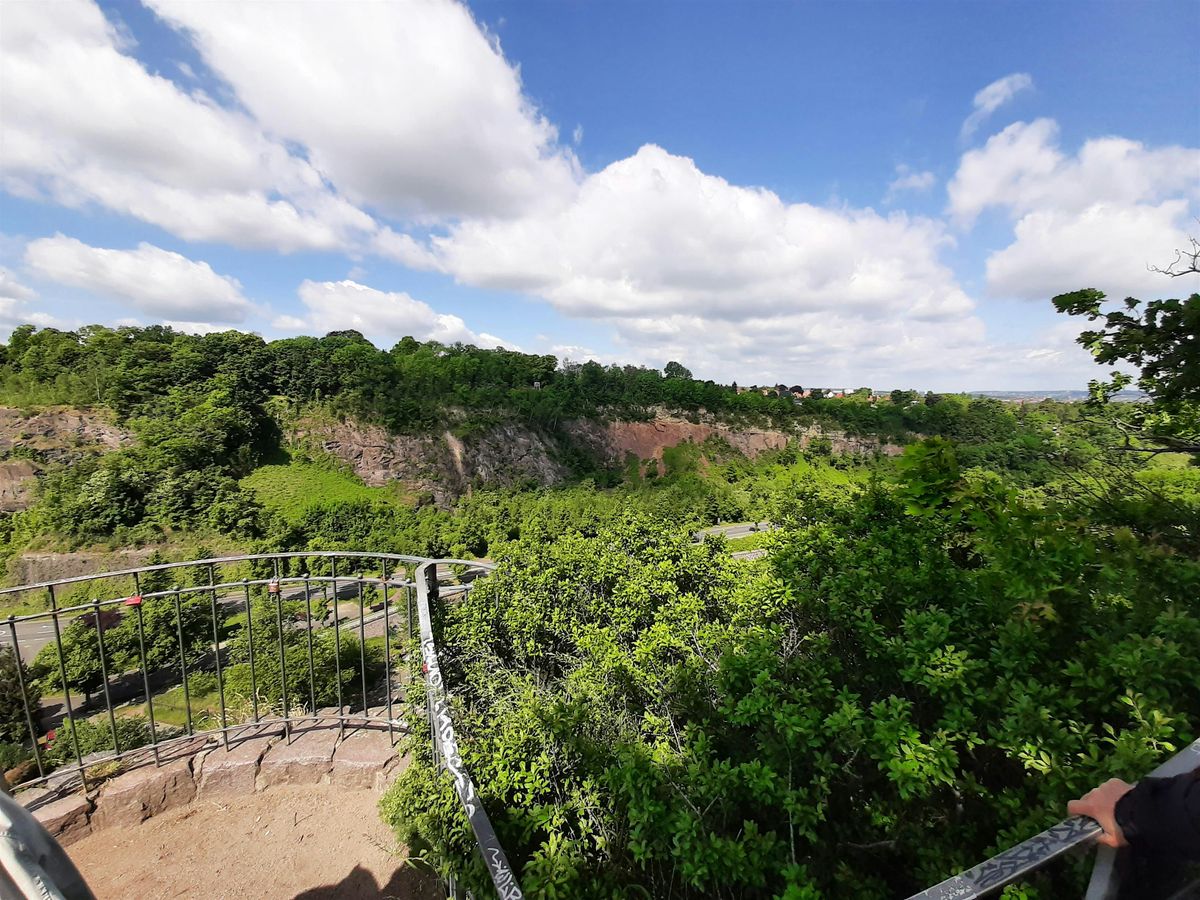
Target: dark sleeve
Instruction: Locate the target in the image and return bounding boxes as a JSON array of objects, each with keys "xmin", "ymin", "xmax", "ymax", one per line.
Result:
[{"xmin": 1115, "ymin": 767, "xmax": 1200, "ymax": 861}]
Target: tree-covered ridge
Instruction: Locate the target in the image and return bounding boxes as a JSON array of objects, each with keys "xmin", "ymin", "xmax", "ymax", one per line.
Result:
[{"xmin": 0, "ymin": 321, "xmax": 1072, "ymax": 552}]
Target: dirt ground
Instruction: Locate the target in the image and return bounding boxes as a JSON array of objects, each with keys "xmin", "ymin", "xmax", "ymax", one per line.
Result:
[{"xmin": 67, "ymin": 784, "xmax": 442, "ymax": 899}]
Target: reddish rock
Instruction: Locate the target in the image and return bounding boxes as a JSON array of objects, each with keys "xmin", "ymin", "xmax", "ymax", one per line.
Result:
[
  {"xmin": 197, "ymin": 725, "xmax": 281, "ymax": 797},
  {"xmin": 256, "ymin": 725, "xmax": 339, "ymax": 789},
  {"xmin": 30, "ymin": 793, "xmax": 92, "ymax": 845},
  {"xmin": 330, "ymin": 727, "xmax": 401, "ymax": 791},
  {"xmin": 90, "ymin": 758, "xmax": 195, "ymax": 829}
]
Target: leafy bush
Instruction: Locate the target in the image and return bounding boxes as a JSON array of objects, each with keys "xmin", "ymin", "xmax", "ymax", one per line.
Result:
[
  {"xmin": 45, "ymin": 715, "xmax": 157, "ymax": 768},
  {"xmin": 0, "ymin": 646, "xmax": 40, "ymax": 744},
  {"xmin": 381, "ymin": 448, "xmax": 1200, "ymax": 898}
]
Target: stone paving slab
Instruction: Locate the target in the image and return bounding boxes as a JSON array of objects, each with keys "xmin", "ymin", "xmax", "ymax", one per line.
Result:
[
  {"xmin": 196, "ymin": 724, "xmax": 283, "ymax": 798},
  {"xmin": 256, "ymin": 724, "xmax": 339, "ymax": 790},
  {"xmin": 30, "ymin": 792, "xmax": 92, "ymax": 846},
  {"xmin": 330, "ymin": 727, "xmax": 402, "ymax": 791},
  {"xmin": 90, "ymin": 757, "xmax": 195, "ymax": 830}
]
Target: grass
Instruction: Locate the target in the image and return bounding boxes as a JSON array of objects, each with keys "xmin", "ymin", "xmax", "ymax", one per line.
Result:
[
  {"xmin": 725, "ymin": 531, "xmax": 775, "ymax": 552},
  {"xmin": 142, "ymin": 684, "xmax": 224, "ymax": 729},
  {"xmin": 241, "ymin": 462, "xmax": 407, "ymax": 524}
]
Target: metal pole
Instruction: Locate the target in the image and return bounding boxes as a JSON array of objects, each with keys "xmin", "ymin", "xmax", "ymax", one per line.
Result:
[
  {"xmin": 270, "ymin": 571, "xmax": 289, "ymax": 744},
  {"xmin": 381, "ymin": 560, "xmax": 394, "ymax": 745},
  {"xmin": 173, "ymin": 587, "xmax": 193, "ymax": 736},
  {"xmin": 132, "ymin": 572, "xmax": 159, "ymax": 767},
  {"xmin": 47, "ymin": 585, "xmax": 86, "ymax": 791},
  {"xmin": 6, "ymin": 616, "xmax": 44, "ymax": 778},
  {"xmin": 303, "ymin": 572, "xmax": 316, "ymax": 715},
  {"xmin": 243, "ymin": 580, "xmax": 258, "ymax": 723},
  {"xmin": 92, "ymin": 599, "xmax": 119, "ymax": 754},
  {"xmin": 208, "ymin": 563, "xmax": 229, "ymax": 751}
]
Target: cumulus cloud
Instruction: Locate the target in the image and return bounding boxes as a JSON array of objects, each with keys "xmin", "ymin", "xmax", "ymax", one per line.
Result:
[
  {"xmin": 24, "ymin": 235, "xmax": 253, "ymax": 323},
  {"xmin": 885, "ymin": 165, "xmax": 936, "ymax": 202},
  {"xmin": 0, "ymin": 267, "xmax": 60, "ymax": 337},
  {"xmin": 0, "ymin": 268, "xmax": 37, "ymax": 304},
  {"xmin": 433, "ymin": 145, "xmax": 974, "ymax": 323},
  {"xmin": 145, "ymin": 0, "xmax": 579, "ymax": 220},
  {"xmin": 0, "ymin": 0, "xmax": 376, "ymax": 253},
  {"xmin": 287, "ymin": 280, "xmax": 511, "ymax": 349},
  {"xmin": 948, "ymin": 119, "xmax": 1199, "ymax": 299},
  {"xmin": 961, "ymin": 73, "xmax": 1033, "ymax": 140}
]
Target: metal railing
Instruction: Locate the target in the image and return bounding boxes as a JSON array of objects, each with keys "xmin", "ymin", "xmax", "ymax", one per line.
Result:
[
  {"xmin": 0, "ymin": 551, "xmax": 525, "ymax": 898},
  {"xmin": 906, "ymin": 736, "xmax": 1200, "ymax": 899}
]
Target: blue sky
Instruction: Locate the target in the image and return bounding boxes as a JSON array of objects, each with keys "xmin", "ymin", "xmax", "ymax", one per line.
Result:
[{"xmin": 1, "ymin": 0, "xmax": 1197, "ymax": 390}]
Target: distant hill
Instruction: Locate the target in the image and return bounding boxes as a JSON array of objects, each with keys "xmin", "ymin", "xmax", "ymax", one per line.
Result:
[{"xmin": 969, "ymin": 390, "xmax": 1147, "ymax": 403}]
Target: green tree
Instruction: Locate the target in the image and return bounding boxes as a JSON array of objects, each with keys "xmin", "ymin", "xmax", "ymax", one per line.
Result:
[
  {"xmin": 1053, "ymin": 286, "xmax": 1199, "ymax": 454},
  {"xmin": 0, "ymin": 647, "xmax": 40, "ymax": 744}
]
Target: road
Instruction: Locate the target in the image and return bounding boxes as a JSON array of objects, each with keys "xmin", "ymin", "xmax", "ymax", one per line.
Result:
[{"xmin": 695, "ymin": 521, "xmax": 772, "ymax": 541}]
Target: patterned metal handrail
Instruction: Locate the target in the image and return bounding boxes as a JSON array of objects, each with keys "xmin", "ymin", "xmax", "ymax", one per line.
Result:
[
  {"xmin": 907, "ymin": 737, "xmax": 1200, "ymax": 899},
  {"xmin": 415, "ymin": 560, "xmax": 524, "ymax": 900}
]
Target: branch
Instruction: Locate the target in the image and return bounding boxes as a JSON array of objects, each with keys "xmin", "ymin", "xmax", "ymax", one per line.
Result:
[{"xmin": 1148, "ymin": 233, "xmax": 1200, "ymax": 278}]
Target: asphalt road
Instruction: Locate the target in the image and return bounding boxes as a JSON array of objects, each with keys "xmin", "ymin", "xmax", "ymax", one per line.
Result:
[{"xmin": 695, "ymin": 521, "xmax": 773, "ymax": 541}]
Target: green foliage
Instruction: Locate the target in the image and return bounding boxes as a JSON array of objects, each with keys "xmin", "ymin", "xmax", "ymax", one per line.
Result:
[
  {"xmin": 45, "ymin": 715, "xmax": 157, "ymax": 767},
  {"xmin": 1053, "ymin": 287, "xmax": 1200, "ymax": 453},
  {"xmin": 0, "ymin": 647, "xmax": 40, "ymax": 744},
  {"xmin": 241, "ymin": 461, "xmax": 402, "ymax": 525},
  {"xmin": 221, "ymin": 597, "xmax": 380, "ymax": 711},
  {"xmin": 382, "ymin": 463, "xmax": 1199, "ymax": 898}
]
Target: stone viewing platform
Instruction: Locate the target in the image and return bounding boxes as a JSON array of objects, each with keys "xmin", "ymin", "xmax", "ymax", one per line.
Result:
[{"xmin": 18, "ymin": 718, "xmax": 407, "ymax": 846}]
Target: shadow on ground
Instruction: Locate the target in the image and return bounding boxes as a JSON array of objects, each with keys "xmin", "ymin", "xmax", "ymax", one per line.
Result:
[{"xmin": 292, "ymin": 862, "xmax": 442, "ymax": 900}]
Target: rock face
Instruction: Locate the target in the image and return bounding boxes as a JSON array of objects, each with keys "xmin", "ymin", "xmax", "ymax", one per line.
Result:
[
  {"xmin": 0, "ymin": 407, "xmax": 131, "ymax": 460},
  {"xmin": 7, "ymin": 546, "xmax": 173, "ymax": 587},
  {"xmin": 0, "ymin": 407, "xmax": 132, "ymax": 512},
  {"xmin": 567, "ymin": 415, "xmax": 904, "ymax": 472},
  {"xmin": 291, "ymin": 416, "xmax": 571, "ymax": 506},
  {"xmin": 290, "ymin": 411, "xmax": 902, "ymax": 503},
  {"xmin": 0, "ymin": 458, "xmax": 37, "ymax": 513}
]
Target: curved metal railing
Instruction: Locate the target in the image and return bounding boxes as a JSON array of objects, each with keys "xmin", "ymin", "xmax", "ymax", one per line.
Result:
[{"xmin": 1, "ymin": 551, "xmax": 524, "ymax": 897}]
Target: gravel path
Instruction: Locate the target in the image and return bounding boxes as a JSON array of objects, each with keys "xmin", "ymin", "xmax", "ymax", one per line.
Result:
[{"xmin": 67, "ymin": 783, "xmax": 440, "ymax": 899}]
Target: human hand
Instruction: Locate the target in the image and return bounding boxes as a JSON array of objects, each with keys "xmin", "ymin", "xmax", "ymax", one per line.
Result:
[{"xmin": 1068, "ymin": 778, "xmax": 1135, "ymax": 848}]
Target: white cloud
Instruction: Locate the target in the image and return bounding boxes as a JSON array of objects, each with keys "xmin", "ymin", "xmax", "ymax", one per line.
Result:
[
  {"xmin": 885, "ymin": 165, "xmax": 936, "ymax": 202},
  {"xmin": 948, "ymin": 119, "xmax": 1199, "ymax": 299},
  {"xmin": 572, "ymin": 125, "xmax": 584, "ymax": 146},
  {"xmin": 290, "ymin": 280, "xmax": 512, "ymax": 349},
  {"xmin": 0, "ymin": 0, "xmax": 378, "ymax": 254},
  {"xmin": 0, "ymin": 267, "xmax": 60, "ymax": 337},
  {"xmin": 987, "ymin": 200, "xmax": 1196, "ymax": 299},
  {"xmin": 24, "ymin": 235, "xmax": 253, "ymax": 323},
  {"xmin": 961, "ymin": 73, "xmax": 1033, "ymax": 140},
  {"xmin": 949, "ymin": 119, "xmax": 1199, "ymax": 226},
  {"xmin": 0, "ymin": 268, "xmax": 37, "ymax": 304},
  {"xmin": 145, "ymin": 0, "xmax": 580, "ymax": 221},
  {"xmin": 433, "ymin": 145, "xmax": 974, "ymax": 324}
]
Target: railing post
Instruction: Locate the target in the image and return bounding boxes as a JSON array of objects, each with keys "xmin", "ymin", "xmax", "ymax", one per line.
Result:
[
  {"xmin": 208, "ymin": 562, "xmax": 229, "ymax": 751},
  {"xmin": 302, "ymin": 571, "xmax": 316, "ymax": 716},
  {"xmin": 173, "ymin": 586, "xmax": 193, "ymax": 736},
  {"xmin": 357, "ymin": 573, "xmax": 367, "ymax": 719},
  {"xmin": 7, "ymin": 616, "xmax": 45, "ymax": 779},
  {"xmin": 130, "ymin": 573, "xmax": 159, "ymax": 767},
  {"xmin": 331, "ymin": 560, "xmax": 343, "ymax": 739},
  {"xmin": 92, "ymin": 598, "xmax": 119, "ymax": 755},
  {"xmin": 269, "ymin": 573, "xmax": 289, "ymax": 744},
  {"xmin": 47, "ymin": 584, "xmax": 87, "ymax": 792},
  {"xmin": 381, "ymin": 560, "xmax": 394, "ymax": 746}
]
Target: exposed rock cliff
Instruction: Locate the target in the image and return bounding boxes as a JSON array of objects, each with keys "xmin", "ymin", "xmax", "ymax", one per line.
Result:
[
  {"xmin": 0, "ymin": 408, "xmax": 133, "ymax": 511},
  {"xmin": 288, "ymin": 411, "xmax": 901, "ymax": 505},
  {"xmin": 568, "ymin": 415, "xmax": 903, "ymax": 470},
  {"xmin": 288, "ymin": 416, "xmax": 572, "ymax": 506}
]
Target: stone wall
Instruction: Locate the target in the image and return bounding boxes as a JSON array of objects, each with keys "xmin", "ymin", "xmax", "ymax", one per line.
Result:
[{"xmin": 19, "ymin": 720, "xmax": 406, "ymax": 846}]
